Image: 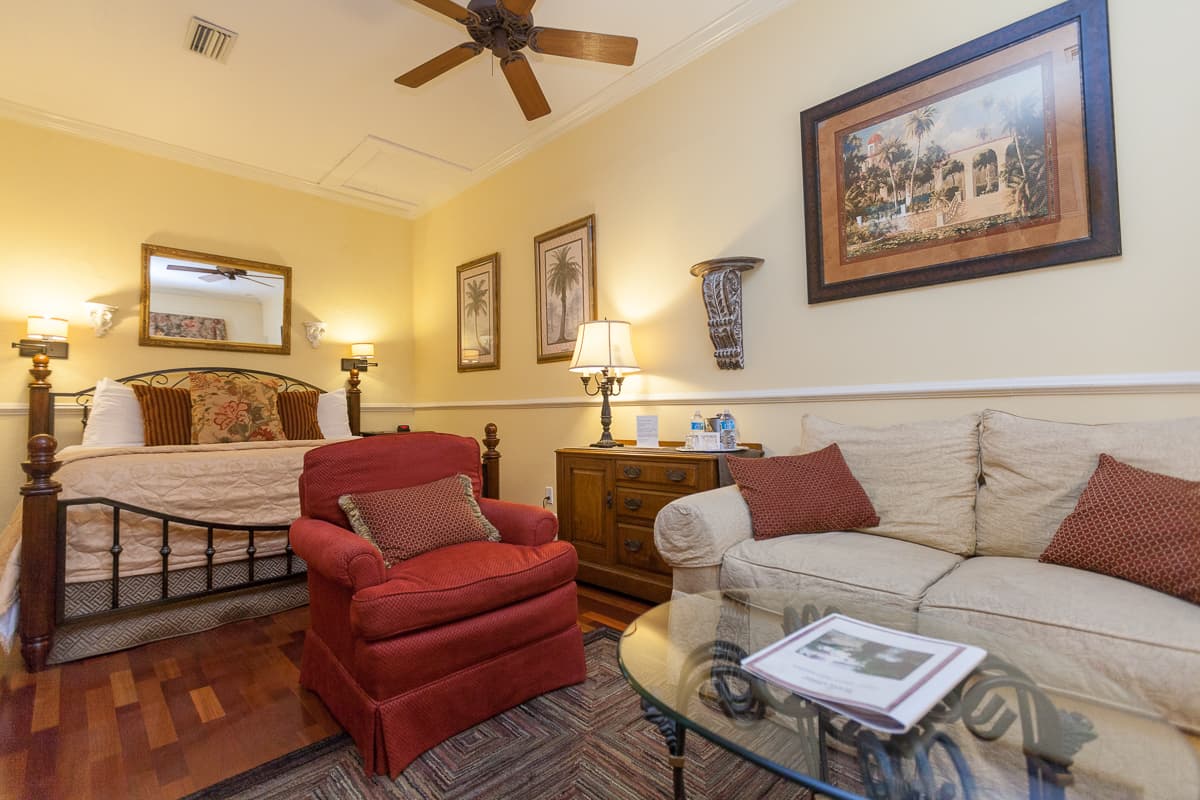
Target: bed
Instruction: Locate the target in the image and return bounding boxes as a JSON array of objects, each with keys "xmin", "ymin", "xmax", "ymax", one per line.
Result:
[{"xmin": 4, "ymin": 357, "xmax": 501, "ymax": 672}]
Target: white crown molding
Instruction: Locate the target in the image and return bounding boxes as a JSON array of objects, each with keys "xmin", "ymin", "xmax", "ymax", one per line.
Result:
[
  {"xmin": 0, "ymin": 98, "xmax": 416, "ymax": 218},
  {"xmin": 3, "ymin": 371, "xmax": 1197, "ymax": 419}
]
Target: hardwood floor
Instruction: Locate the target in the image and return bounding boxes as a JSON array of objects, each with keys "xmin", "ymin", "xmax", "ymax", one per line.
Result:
[{"xmin": 0, "ymin": 585, "xmax": 650, "ymax": 799}]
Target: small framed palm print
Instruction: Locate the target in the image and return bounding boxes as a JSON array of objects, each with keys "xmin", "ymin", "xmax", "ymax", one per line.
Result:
[
  {"xmin": 534, "ymin": 215, "xmax": 597, "ymax": 363},
  {"xmin": 457, "ymin": 253, "xmax": 499, "ymax": 372}
]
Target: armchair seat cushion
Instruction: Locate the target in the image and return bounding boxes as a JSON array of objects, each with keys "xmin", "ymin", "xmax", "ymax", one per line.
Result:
[{"xmin": 351, "ymin": 539, "xmax": 578, "ymax": 640}]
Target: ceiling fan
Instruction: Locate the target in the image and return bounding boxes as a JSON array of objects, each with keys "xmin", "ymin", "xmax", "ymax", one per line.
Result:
[
  {"xmin": 395, "ymin": 0, "xmax": 638, "ymax": 121},
  {"xmin": 166, "ymin": 264, "xmax": 282, "ymax": 288}
]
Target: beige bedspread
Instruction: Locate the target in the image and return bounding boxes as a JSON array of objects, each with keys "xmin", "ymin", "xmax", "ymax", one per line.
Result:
[{"xmin": 0, "ymin": 438, "xmax": 347, "ymax": 630}]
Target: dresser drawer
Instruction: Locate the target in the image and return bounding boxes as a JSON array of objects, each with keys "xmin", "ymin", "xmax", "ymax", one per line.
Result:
[
  {"xmin": 615, "ymin": 459, "xmax": 700, "ymax": 489},
  {"xmin": 614, "ymin": 487, "xmax": 683, "ymax": 522},
  {"xmin": 615, "ymin": 523, "xmax": 671, "ymax": 576}
]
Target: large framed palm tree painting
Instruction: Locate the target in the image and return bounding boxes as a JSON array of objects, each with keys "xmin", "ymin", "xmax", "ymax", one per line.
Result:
[
  {"xmin": 534, "ymin": 215, "xmax": 597, "ymax": 363},
  {"xmin": 801, "ymin": 0, "xmax": 1119, "ymax": 303},
  {"xmin": 456, "ymin": 253, "xmax": 500, "ymax": 372}
]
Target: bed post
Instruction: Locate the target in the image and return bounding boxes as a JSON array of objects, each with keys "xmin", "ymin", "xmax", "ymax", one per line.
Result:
[
  {"xmin": 482, "ymin": 422, "xmax": 500, "ymax": 500},
  {"xmin": 347, "ymin": 368, "xmax": 362, "ymax": 436},
  {"xmin": 21, "ymin": 354, "xmax": 63, "ymax": 672}
]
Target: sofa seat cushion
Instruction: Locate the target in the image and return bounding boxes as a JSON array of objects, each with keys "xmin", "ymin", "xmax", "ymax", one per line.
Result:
[
  {"xmin": 799, "ymin": 414, "xmax": 980, "ymax": 556},
  {"xmin": 720, "ymin": 531, "xmax": 962, "ymax": 614},
  {"xmin": 350, "ymin": 539, "xmax": 578, "ymax": 640},
  {"xmin": 919, "ymin": 556, "xmax": 1200, "ymax": 733}
]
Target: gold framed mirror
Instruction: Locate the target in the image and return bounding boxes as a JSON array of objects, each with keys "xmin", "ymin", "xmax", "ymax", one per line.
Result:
[{"xmin": 140, "ymin": 244, "xmax": 292, "ymax": 355}]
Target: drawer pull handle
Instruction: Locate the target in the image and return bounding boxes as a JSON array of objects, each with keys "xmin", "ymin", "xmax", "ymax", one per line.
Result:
[
  {"xmin": 623, "ymin": 539, "xmax": 643, "ymax": 552},
  {"xmin": 623, "ymin": 466, "xmax": 642, "ymax": 479},
  {"xmin": 623, "ymin": 497, "xmax": 643, "ymax": 511},
  {"xmin": 666, "ymin": 469, "xmax": 687, "ymax": 482}
]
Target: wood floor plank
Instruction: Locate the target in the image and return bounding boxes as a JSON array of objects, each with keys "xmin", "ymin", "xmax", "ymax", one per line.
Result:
[
  {"xmin": 188, "ymin": 686, "xmax": 225, "ymax": 724},
  {"xmin": 84, "ymin": 684, "xmax": 122, "ymax": 761},
  {"xmin": 30, "ymin": 667, "xmax": 61, "ymax": 733},
  {"xmin": 110, "ymin": 667, "xmax": 137, "ymax": 708},
  {"xmin": 134, "ymin": 674, "xmax": 178, "ymax": 750}
]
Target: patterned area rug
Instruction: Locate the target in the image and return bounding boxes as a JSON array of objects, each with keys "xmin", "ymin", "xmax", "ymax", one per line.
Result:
[{"xmin": 185, "ymin": 628, "xmax": 860, "ymax": 799}]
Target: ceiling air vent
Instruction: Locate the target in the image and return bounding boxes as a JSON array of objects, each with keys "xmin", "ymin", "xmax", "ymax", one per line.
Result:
[{"xmin": 185, "ymin": 17, "xmax": 237, "ymax": 63}]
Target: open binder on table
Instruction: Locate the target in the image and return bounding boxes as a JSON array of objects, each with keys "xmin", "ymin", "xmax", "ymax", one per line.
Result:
[{"xmin": 740, "ymin": 613, "xmax": 986, "ymax": 734}]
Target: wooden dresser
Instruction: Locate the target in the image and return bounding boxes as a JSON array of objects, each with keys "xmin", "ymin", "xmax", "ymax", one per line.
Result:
[{"xmin": 556, "ymin": 445, "xmax": 755, "ymax": 602}]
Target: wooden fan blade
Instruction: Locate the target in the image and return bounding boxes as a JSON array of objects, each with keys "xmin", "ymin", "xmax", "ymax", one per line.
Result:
[
  {"xmin": 498, "ymin": 0, "xmax": 537, "ymax": 16},
  {"xmin": 528, "ymin": 27, "xmax": 637, "ymax": 66},
  {"xmin": 407, "ymin": 0, "xmax": 477, "ymax": 24},
  {"xmin": 166, "ymin": 264, "xmax": 218, "ymax": 274},
  {"xmin": 501, "ymin": 54, "xmax": 550, "ymax": 120},
  {"xmin": 395, "ymin": 43, "xmax": 483, "ymax": 87}
]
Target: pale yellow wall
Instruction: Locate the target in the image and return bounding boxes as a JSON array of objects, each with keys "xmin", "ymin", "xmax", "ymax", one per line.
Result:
[
  {"xmin": 0, "ymin": 117, "xmax": 415, "ymax": 513},
  {"xmin": 411, "ymin": 0, "xmax": 1200, "ymax": 507}
]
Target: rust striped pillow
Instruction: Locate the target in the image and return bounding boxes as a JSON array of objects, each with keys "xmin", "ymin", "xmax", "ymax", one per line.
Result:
[
  {"xmin": 1040, "ymin": 454, "xmax": 1200, "ymax": 603},
  {"xmin": 276, "ymin": 390, "xmax": 324, "ymax": 440},
  {"xmin": 728, "ymin": 444, "xmax": 880, "ymax": 539},
  {"xmin": 132, "ymin": 384, "xmax": 192, "ymax": 446}
]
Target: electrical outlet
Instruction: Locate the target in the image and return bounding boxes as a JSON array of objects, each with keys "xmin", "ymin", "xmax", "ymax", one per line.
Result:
[{"xmin": 544, "ymin": 485, "xmax": 554, "ymax": 505}]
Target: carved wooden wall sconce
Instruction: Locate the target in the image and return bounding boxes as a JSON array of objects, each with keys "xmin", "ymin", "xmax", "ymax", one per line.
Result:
[{"xmin": 690, "ymin": 257, "xmax": 762, "ymax": 369}]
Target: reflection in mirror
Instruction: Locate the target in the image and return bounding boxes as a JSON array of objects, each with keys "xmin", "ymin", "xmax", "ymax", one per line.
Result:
[{"xmin": 140, "ymin": 244, "xmax": 292, "ymax": 355}]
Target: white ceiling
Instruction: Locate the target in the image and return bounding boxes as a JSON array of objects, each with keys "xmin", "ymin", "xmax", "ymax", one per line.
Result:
[{"xmin": 0, "ymin": 0, "xmax": 794, "ymax": 218}]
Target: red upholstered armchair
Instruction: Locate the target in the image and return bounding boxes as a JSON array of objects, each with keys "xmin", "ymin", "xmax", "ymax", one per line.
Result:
[{"xmin": 291, "ymin": 433, "xmax": 586, "ymax": 777}]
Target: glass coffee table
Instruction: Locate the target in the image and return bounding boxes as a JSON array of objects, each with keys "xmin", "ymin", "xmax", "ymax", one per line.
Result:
[{"xmin": 618, "ymin": 590, "xmax": 1199, "ymax": 800}]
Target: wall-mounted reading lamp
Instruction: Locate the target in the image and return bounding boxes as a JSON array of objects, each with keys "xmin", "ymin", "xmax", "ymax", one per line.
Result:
[
  {"xmin": 341, "ymin": 342, "xmax": 379, "ymax": 372},
  {"xmin": 12, "ymin": 316, "xmax": 70, "ymax": 359}
]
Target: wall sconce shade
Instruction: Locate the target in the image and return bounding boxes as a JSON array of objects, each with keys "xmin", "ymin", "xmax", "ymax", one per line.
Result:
[
  {"xmin": 13, "ymin": 316, "xmax": 69, "ymax": 358},
  {"xmin": 570, "ymin": 320, "xmax": 639, "ymax": 448},
  {"xmin": 83, "ymin": 303, "xmax": 118, "ymax": 338},
  {"xmin": 303, "ymin": 321, "xmax": 327, "ymax": 349},
  {"xmin": 341, "ymin": 342, "xmax": 379, "ymax": 372}
]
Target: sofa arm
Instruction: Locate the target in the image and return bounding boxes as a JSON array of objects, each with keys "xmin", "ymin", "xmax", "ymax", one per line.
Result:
[
  {"xmin": 478, "ymin": 497, "xmax": 559, "ymax": 547},
  {"xmin": 290, "ymin": 516, "xmax": 387, "ymax": 592},
  {"xmin": 654, "ymin": 484, "xmax": 753, "ymax": 568}
]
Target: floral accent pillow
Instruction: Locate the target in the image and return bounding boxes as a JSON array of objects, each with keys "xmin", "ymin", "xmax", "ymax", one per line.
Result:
[{"xmin": 188, "ymin": 373, "xmax": 286, "ymax": 444}]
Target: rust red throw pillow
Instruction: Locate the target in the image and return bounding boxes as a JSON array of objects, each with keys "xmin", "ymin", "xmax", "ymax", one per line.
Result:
[
  {"xmin": 276, "ymin": 390, "xmax": 324, "ymax": 440},
  {"xmin": 728, "ymin": 444, "xmax": 879, "ymax": 539},
  {"xmin": 1040, "ymin": 454, "xmax": 1200, "ymax": 604},
  {"xmin": 338, "ymin": 474, "xmax": 501, "ymax": 567},
  {"xmin": 132, "ymin": 384, "xmax": 192, "ymax": 446}
]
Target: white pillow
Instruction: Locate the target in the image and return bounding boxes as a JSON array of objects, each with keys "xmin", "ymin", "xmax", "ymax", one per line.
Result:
[
  {"xmin": 80, "ymin": 378, "xmax": 146, "ymax": 447},
  {"xmin": 317, "ymin": 388, "xmax": 354, "ymax": 438}
]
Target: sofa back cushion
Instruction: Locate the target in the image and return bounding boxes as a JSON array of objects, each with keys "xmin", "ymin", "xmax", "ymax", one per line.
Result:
[
  {"xmin": 976, "ymin": 410, "xmax": 1200, "ymax": 557},
  {"xmin": 798, "ymin": 414, "xmax": 980, "ymax": 556}
]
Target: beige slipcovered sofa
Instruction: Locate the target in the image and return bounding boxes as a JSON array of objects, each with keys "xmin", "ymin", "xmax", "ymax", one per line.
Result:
[{"xmin": 653, "ymin": 410, "xmax": 1200, "ymax": 735}]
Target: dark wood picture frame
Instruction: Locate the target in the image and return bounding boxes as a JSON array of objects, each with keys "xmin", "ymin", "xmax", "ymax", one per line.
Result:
[
  {"xmin": 801, "ymin": 0, "xmax": 1120, "ymax": 303},
  {"xmin": 456, "ymin": 253, "xmax": 500, "ymax": 372},
  {"xmin": 534, "ymin": 215, "xmax": 597, "ymax": 363}
]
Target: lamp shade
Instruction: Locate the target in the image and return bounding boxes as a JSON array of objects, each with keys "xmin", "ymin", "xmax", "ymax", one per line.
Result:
[
  {"xmin": 350, "ymin": 342, "xmax": 375, "ymax": 358},
  {"xmin": 569, "ymin": 320, "xmax": 639, "ymax": 374},
  {"xmin": 27, "ymin": 316, "xmax": 68, "ymax": 340}
]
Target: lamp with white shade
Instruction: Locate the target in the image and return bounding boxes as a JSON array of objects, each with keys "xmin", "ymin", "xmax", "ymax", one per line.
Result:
[
  {"xmin": 12, "ymin": 316, "xmax": 70, "ymax": 358},
  {"xmin": 341, "ymin": 342, "xmax": 379, "ymax": 373},
  {"xmin": 569, "ymin": 320, "xmax": 639, "ymax": 448}
]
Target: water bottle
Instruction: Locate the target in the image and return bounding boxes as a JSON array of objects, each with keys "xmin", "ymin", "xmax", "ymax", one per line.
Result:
[
  {"xmin": 690, "ymin": 411, "xmax": 705, "ymax": 432},
  {"xmin": 719, "ymin": 408, "xmax": 738, "ymax": 450}
]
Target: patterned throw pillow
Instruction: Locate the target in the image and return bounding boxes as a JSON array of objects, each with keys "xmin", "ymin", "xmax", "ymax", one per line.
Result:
[
  {"xmin": 338, "ymin": 474, "xmax": 501, "ymax": 567},
  {"xmin": 276, "ymin": 390, "xmax": 324, "ymax": 440},
  {"xmin": 132, "ymin": 384, "xmax": 192, "ymax": 446},
  {"xmin": 728, "ymin": 444, "xmax": 880, "ymax": 539},
  {"xmin": 188, "ymin": 373, "xmax": 286, "ymax": 444},
  {"xmin": 1040, "ymin": 454, "xmax": 1200, "ymax": 604}
]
